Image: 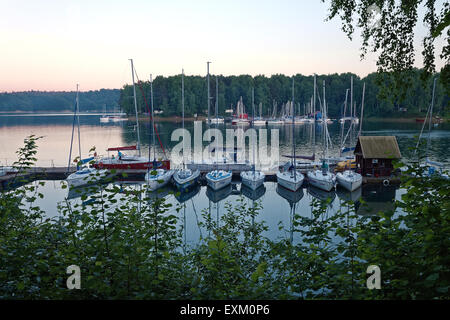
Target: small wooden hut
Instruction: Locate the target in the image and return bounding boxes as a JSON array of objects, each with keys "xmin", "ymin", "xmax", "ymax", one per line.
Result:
[{"xmin": 354, "ymin": 136, "xmax": 402, "ymax": 177}]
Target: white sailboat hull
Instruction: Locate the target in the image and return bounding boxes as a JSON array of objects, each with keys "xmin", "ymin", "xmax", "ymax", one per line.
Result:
[
  {"xmin": 307, "ymin": 170, "xmax": 336, "ymax": 192},
  {"xmin": 173, "ymin": 169, "xmax": 200, "ymax": 190},
  {"xmin": 240, "ymin": 171, "xmax": 265, "ymax": 190},
  {"xmin": 67, "ymin": 168, "xmax": 108, "ymax": 188},
  {"xmin": 145, "ymin": 169, "xmax": 174, "ymax": 191},
  {"xmin": 206, "ymin": 170, "xmax": 232, "ymax": 191},
  {"xmin": 276, "ymin": 170, "xmax": 304, "ymax": 192},
  {"xmin": 336, "ymin": 171, "xmax": 362, "ymax": 191}
]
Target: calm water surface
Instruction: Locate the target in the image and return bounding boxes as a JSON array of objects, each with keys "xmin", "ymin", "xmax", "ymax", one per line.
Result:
[{"xmin": 1, "ymin": 114, "xmax": 448, "ymax": 243}]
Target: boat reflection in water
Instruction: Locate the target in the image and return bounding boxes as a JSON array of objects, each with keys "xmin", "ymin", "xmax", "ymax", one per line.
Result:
[
  {"xmin": 174, "ymin": 184, "xmax": 201, "ymax": 204},
  {"xmin": 356, "ymin": 184, "xmax": 398, "ymax": 216},
  {"xmin": 147, "ymin": 185, "xmax": 174, "ymax": 201},
  {"xmin": 276, "ymin": 185, "xmax": 304, "ymax": 243},
  {"xmin": 67, "ymin": 183, "xmax": 102, "ymax": 200},
  {"xmin": 66, "ymin": 183, "xmax": 104, "ymax": 206},
  {"xmin": 206, "ymin": 183, "xmax": 234, "ymax": 204},
  {"xmin": 276, "ymin": 184, "xmax": 304, "ymax": 205},
  {"xmin": 307, "ymin": 185, "xmax": 336, "ymax": 204},
  {"xmin": 336, "ymin": 186, "xmax": 362, "ymax": 203},
  {"xmin": 205, "ymin": 183, "xmax": 237, "ymax": 228},
  {"xmin": 240, "ymin": 184, "xmax": 266, "ymax": 201}
]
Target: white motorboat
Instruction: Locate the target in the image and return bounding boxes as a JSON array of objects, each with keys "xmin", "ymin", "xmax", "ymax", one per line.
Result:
[
  {"xmin": 336, "ymin": 170, "xmax": 362, "ymax": 191},
  {"xmin": 146, "ymin": 169, "xmax": 174, "ymax": 191},
  {"xmin": 205, "ymin": 169, "xmax": 232, "ymax": 191}
]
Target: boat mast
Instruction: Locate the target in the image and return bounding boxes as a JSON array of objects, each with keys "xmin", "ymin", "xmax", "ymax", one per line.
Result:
[
  {"xmin": 292, "ymin": 77, "xmax": 296, "ymax": 179},
  {"xmin": 358, "ymin": 83, "xmax": 365, "ymax": 137},
  {"xmin": 150, "ymin": 74, "xmax": 156, "ymax": 161},
  {"xmin": 130, "ymin": 59, "xmax": 141, "ymax": 157},
  {"xmin": 182, "ymin": 69, "xmax": 185, "ymax": 169},
  {"xmin": 76, "ymin": 84, "xmax": 82, "ymax": 163},
  {"xmin": 252, "ymin": 88, "xmax": 255, "ymax": 173},
  {"xmin": 427, "ymin": 77, "xmax": 437, "ymax": 160},
  {"xmin": 350, "ymin": 76, "xmax": 354, "ymax": 148},
  {"xmin": 313, "ymin": 74, "xmax": 316, "ymax": 157},
  {"xmin": 323, "ymin": 80, "xmax": 327, "ymax": 160},
  {"xmin": 207, "ymin": 61, "xmax": 211, "ymax": 124},
  {"xmin": 215, "ymin": 76, "xmax": 218, "ymax": 120},
  {"xmin": 340, "ymin": 89, "xmax": 349, "ymax": 158}
]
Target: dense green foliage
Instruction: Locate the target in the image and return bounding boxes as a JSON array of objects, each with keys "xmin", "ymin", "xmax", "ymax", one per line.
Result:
[
  {"xmin": 323, "ymin": 0, "xmax": 449, "ymax": 100},
  {"xmin": 0, "ymin": 89, "xmax": 120, "ymax": 112},
  {"xmin": 0, "ymin": 136, "xmax": 449, "ymax": 299},
  {"xmin": 119, "ymin": 69, "xmax": 448, "ymax": 119}
]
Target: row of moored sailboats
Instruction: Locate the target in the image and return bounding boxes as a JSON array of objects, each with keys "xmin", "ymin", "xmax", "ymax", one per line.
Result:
[{"xmin": 66, "ymin": 62, "xmax": 363, "ymax": 193}]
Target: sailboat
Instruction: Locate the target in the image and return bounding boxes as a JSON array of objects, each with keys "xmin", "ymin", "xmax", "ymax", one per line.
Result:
[
  {"xmin": 205, "ymin": 78, "xmax": 232, "ymax": 191},
  {"xmin": 173, "ymin": 69, "xmax": 201, "ymax": 191},
  {"xmin": 336, "ymin": 169, "xmax": 362, "ymax": 191},
  {"xmin": 145, "ymin": 74, "xmax": 174, "ymax": 191},
  {"xmin": 267, "ymin": 100, "xmax": 283, "ymax": 125},
  {"xmin": 100, "ymin": 104, "xmax": 109, "ymax": 123},
  {"xmin": 336, "ymin": 82, "xmax": 363, "ymax": 191},
  {"xmin": 241, "ymin": 88, "xmax": 265, "ymax": 190},
  {"xmin": 277, "ymin": 77, "xmax": 305, "ymax": 192},
  {"xmin": 231, "ymin": 96, "xmax": 250, "ymax": 125},
  {"xmin": 415, "ymin": 77, "xmax": 449, "ymax": 179},
  {"xmin": 307, "ymin": 80, "xmax": 336, "ymax": 192},
  {"xmin": 210, "ymin": 77, "xmax": 225, "ymax": 124},
  {"xmin": 205, "ymin": 144, "xmax": 233, "ymax": 190},
  {"xmin": 253, "ymin": 102, "xmax": 266, "ymax": 125},
  {"xmin": 93, "ymin": 59, "xmax": 170, "ymax": 172},
  {"xmin": 290, "ymin": 76, "xmax": 318, "ymax": 170},
  {"xmin": 66, "ymin": 84, "xmax": 108, "ymax": 188}
]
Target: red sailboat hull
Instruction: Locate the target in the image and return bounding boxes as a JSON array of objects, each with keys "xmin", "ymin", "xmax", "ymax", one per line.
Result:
[{"xmin": 93, "ymin": 159, "xmax": 171, "ymax": 171}]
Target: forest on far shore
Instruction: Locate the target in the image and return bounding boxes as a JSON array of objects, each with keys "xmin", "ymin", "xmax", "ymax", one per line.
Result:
[
  {"xmin": 119, "ymin": 69, "xmax": 448, "ymax": 119},
  {"xmin": 0, "ymin": 69, "xmax": 447, "ymax": 118},
  {"xmin": 0, "ymin": 89, "xmax": 120, "ymax": 112}
]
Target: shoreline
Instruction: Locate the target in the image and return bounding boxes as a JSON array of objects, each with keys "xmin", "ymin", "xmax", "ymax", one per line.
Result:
[{"xmin": 0, "ymin": 112, "xmax": 447, "ymax": 123}]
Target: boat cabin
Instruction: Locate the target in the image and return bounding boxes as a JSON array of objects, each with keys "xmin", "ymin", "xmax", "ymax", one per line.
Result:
[{"xmin": 354, "ymin": 136, "xmax": 401, "ymax": 177}]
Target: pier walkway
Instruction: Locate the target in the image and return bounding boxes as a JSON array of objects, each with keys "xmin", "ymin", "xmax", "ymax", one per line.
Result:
[{"xmin": 0, "ymin": 166, "xmax": 401, "ymax": 191}]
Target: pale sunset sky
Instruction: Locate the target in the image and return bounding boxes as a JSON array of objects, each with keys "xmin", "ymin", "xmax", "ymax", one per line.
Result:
[{"xmin": 0, "ymin": 0, "xmax": 447, "ymax": 92}]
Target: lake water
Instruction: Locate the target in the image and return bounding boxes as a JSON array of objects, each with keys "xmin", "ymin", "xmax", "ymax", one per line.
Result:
[{"xmin": 1, "ymin": 114, "xmax": 449, "ymax": 244}]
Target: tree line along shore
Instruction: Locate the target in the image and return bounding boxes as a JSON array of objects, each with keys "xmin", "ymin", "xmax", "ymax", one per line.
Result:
[{"xmin": 1, "ymin": 69, "xmax": 448, "ymax": 119}]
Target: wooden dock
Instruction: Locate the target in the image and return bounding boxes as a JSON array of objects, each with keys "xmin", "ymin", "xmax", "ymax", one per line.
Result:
[
  {"xmin": 0, "ymin": 167, "xmax": 76, "ymax": 190},
  {"xmin": 0, "ymin": 166, "xmax": 402, "ymax": 191}
]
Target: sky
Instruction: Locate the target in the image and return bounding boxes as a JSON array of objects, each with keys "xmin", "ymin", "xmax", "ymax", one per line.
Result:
[{"xmin": 0, "ymin": 0, "xmax": 447, "ymax": 92}]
